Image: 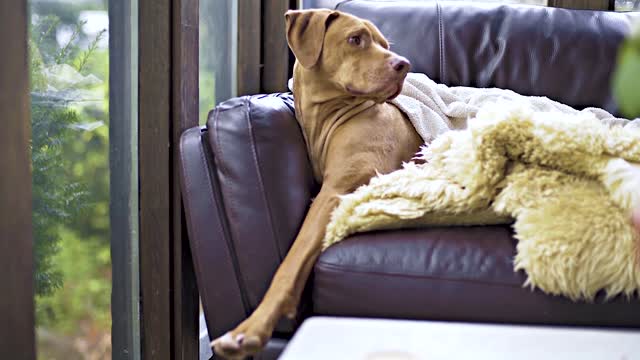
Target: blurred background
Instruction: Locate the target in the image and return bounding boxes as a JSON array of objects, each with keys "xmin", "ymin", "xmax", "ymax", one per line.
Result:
[{"xmin": 30, "ymin": 0, "xmax": 110, "ymax": 359}]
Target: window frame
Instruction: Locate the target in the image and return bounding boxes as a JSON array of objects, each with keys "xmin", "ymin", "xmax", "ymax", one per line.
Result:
[
  {"xmin": 237, "ymin": 0, "xmax": 299, "ymax": 96},
  {"xmin": 110, "ymin": 0, "xmax": 142, "ymax": 359},
  {"xmin": 0, "ymin": 0, "xmax": 35, "ymax": 358},
  {"xmin": 138, "ymin": 0, "xmax": 200, "ymax": 359}
]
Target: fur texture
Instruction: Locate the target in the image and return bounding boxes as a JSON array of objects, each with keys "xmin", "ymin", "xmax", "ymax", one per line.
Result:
[{"xmin": 323, "ymin": 102, "xmax": 640, "ymax": 301}]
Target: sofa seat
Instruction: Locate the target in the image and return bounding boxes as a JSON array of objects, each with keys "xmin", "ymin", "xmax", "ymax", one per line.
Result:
[{"xmin": 314, "ymin": 226, "xmax": 640, "ymax": 327}]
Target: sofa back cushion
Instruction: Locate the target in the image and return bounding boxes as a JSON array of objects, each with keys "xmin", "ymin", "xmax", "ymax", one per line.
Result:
[
  {"xmin": 181, "ymin": 93, "xmax": 315, "ymax": 339},
  {"xmin": 333, "ymin": 1, "xmax": 639, "ymax": 114},
  {"xmin": 206, "ymin": 94, "xmax": 318, "ymax": 309}
]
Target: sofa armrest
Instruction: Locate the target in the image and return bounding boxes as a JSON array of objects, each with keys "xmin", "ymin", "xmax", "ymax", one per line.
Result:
[{"xmin": 179, "ymin": 93, "xmax": 317, "ymax": 340}]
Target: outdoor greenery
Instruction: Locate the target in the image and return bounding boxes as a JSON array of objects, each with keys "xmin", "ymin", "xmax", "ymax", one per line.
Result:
[
  {"xmin": 613, "ymin": 22, "xmax": 640, "ymax": 118},
  {"xmin": 30, "ymin": 0, "xmax": 111, "ymax": 358},
  {"xmin": 199, "ymin": 0, "xmax": 217, "ymax": 124}
]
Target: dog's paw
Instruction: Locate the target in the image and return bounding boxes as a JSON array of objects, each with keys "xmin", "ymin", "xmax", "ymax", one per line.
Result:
[
  {"xmin": 211, "ymin": 332, "xmax": 263, "ymax": 360},
  {"xmin": 210, "ymin": 317, "xmax": 272, "ymax": 360}
]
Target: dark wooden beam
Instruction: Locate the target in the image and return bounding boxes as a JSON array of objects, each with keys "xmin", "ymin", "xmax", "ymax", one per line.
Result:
[
  {"xmin": 288, "ymin": 0, "xmax": 300, "ymax": 79},
  {"xmin": 139, "ymin": 0, "xmax": 172, "ymax": 359},
  {"xmin": 262, "ymin": 0, "xmax": 291, "ymax": 93},
  {"xmin": 238, "ymin": 0, "xmax": 262, "ymax": 95},
  {"xmin": 139, "ymin": 0, "xmax": 199, "ymax": 359},
  {"xmin": 0, "ymin": 0, "xmax": 35, "ymax": 359},
  {"xmin": 172, "ymin": 0, "xmax": 200, "ymax": 359}
]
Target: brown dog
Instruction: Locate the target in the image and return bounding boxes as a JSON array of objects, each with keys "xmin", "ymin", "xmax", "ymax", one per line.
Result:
[{"xmin": 211, "ymin": 9, "xmax": 423, "ymax": 359}]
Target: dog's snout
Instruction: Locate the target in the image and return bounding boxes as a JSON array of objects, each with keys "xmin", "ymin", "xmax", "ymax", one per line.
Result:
[{"xmin": 390, "ymin": 56, "xmax": 410, "ymax": 73}]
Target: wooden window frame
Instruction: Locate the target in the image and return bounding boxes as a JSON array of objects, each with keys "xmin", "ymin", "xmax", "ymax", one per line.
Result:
[
  {"xmin": 138, "ymin": 0, "xmax": 200, "ymax": 359},
  {"xmin": 0, "ymin": 0, "xmax": 35, "ymax": 358},
  {"xmin": 238, "ymin": 0, "xmax": 300, "ymax": 96}
]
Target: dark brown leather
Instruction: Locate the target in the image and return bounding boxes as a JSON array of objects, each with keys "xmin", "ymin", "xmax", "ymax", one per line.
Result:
[
  {"xmin": 314, "ymin": 227, "xmax": 640, "ymax": 326},
  {"xmin": 180, "ymin": 126, "xmax": 248, "ymax": 340},
  {"xmin": 180, "ymin": 1, "xmax": 640, "ymax": 351},
  {"xmin": 336, "ymin": 0, "xmax": 639, "ymax": 114},
  {"xmin": 206, "ymin": 94, "xmax": 317, "ymax": 310},
  {"xmin": 180, "ymin": 94, "xmax": 317, "ymax": 340}
]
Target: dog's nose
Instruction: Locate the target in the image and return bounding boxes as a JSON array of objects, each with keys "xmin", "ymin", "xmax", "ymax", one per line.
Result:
[{"xmin": 390, "ymin": 56, "xmax": 410, "ymax": 73}]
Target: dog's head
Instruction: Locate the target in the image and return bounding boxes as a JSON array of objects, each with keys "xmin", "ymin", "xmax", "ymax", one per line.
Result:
[{"xmin": 285, "ymin": 9, "xmax": 410, "ymax": 102}]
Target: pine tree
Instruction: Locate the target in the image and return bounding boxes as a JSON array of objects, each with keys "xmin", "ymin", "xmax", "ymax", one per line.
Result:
[{"xmin": 30, "ymin": 15, "xmax": 105, "ymax": 300}]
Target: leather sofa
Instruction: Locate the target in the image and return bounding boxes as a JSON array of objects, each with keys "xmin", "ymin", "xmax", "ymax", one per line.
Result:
[{"xmin": 180, "ymin": 1, "xmax": 640, "ymax": 359}]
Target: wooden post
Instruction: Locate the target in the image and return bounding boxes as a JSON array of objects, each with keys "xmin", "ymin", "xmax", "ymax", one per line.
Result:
[
  {"xmin": 0, "ymin": 0, "xmax": 35, "ymax": 359},
  {"xmin": 237, "ymin": 0, "xmax": 262, "ymax": 95},
  {"xmin": 172, "ymin": 0, "xmax": 200, "ymax": 358},
  {"xmin": 262, "ymin": 0, "xmax": 292, "ymax": 93},
  {"xmin": 139, "ymin": 0, "xmax": 199, "ymax": 359}
]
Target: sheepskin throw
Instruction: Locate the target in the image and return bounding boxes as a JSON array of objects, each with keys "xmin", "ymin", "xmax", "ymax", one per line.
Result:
[{"xmin": 323, "ymin": 74, "xmax": 640, "ymax": 301}]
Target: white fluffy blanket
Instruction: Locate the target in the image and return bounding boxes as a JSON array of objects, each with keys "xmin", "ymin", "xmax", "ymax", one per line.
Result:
[
  {"xmin": 323, "ymin": 73, "xmax": 640, "ymax": 301},
  {"xmin": 390, "ymin": 73, "xmax": 637, "ymax": 142}
]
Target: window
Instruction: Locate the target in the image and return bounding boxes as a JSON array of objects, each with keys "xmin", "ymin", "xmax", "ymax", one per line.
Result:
[
  {"xmin": 4, "ymin": 0, "xmax": 197, "ymax": 359},
  {"xmin": 616, "ymin": 0, "xmax": 640, "ymax": 10},
  {"xmin": 199, "ymin": 0, "xmax": 238, "ymax": 124},
  {"xmin": 29, "ymin": 0, "xmax": 139, "ymax": 358}
]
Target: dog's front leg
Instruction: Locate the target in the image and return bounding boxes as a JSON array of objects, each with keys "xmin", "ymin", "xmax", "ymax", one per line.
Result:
[{"xmin": 212, "ymin": 186, "xmax": 341, "ymax": 359}]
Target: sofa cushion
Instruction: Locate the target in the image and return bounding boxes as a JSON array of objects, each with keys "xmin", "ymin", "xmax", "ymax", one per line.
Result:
[
  {"xmin": 206, "ymin": 94, "xmax": 318, "ymax": 311},
  {"xmin": 313, "ymin": 226, "xmax": 640, "ymax": 327}
]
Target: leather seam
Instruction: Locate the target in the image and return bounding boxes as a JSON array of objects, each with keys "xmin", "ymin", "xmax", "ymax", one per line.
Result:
[
  {"xmin": 315, "ymin": 261, "xmax": 524, "ymax": 289},
  {"xmin": 179, "ymin": 130, "xmax": 216, "ymax": 326},
  {"xmin": 211, "ymin": 101, "xmax": 253, "ymax": 316},
  {"xmin": 335, "ymin": 0, "xmax": 353, "ymax": 10},
  {"xmin": 202, "ymin": 131, "xmax": 253, "ymax": 315},
  {"xmin": 245, "ymin": 97, "xmax": 285, "ymax": 261},
  {"xmin": 213, "ymin": 106, "xmax": 228, "ymax": 176},
  {"xmin": 180, "ymin": 127, "xmax": 252, "ymax": 331},
  {"xmin": 437, "ymin": 2, "xmax": 445, "ymax": 83}
]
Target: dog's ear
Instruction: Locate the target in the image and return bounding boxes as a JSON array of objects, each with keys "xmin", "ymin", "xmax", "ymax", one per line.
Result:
[{"xmin": 285, "ymin": 9, "xmax": 339, "ymax": 69}]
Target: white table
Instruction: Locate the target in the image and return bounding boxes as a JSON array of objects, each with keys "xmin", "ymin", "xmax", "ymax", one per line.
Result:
[{"xmin": 279, "ymin": 317, "xmax": 640, "ymax": 360}]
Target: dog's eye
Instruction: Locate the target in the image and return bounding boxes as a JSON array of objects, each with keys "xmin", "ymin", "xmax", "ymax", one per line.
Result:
[{"xmin": 348, "ymin": 35, "xmax": 362, "ymax": 46}]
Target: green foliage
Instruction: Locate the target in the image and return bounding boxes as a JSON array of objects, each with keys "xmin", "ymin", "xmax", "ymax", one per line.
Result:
[
  {"xmin": 199, "ymin": 70, "xmax": 216, "ymax": 125},
  {"xmin": 613, "ymin": 24, "xmax": 640, "ymax": 118},
  {"xmin": 31, "ymin": 103, "xmax": 86, "ymax": 296},
  {"xmin": 30, "ymin": 6, "xmax": 111, "ymax": 336},
  {"xmin": 36, "ymin": 228, "xmax": 111, "ymax": 333},
  {"xmin": 30, "ymin": 17, "xmax": 89, "ymax": 298},
  {"xmin": 75, "ymin": 28, "xmax": 108, "ymax": 73}
]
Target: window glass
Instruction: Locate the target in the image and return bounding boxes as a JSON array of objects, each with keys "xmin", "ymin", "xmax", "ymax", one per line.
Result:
[
  {"xmin": 199, "ymin": 0, "xmax": 237, "ymax": 124},
  {"xmin": 30, "ymin": 0, "xmax": 116, "ymax": 358},
  {"xmin": 616, "ymin": 0, "xmax": 640, "ymax": 10}
]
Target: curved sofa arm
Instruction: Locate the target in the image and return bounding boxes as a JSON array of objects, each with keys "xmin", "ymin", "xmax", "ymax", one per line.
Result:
[{"xmin": 179, "ymin": 93, "xmax": 318, "ymax": 340}]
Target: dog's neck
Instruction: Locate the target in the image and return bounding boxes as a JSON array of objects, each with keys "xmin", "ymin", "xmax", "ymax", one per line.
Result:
[{"xmin": 293, "ymin": 64, "xmax": 378, "ymax": 182}]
